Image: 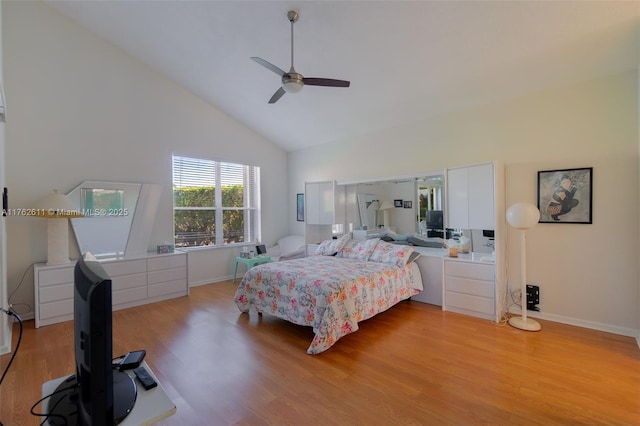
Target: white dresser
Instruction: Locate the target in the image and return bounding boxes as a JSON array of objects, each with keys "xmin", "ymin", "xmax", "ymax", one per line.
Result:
[
  {"xmin": 34, "ymin": 252, "xmax": 188, "ymax": 328},
  {"xmin": 443, "ymin": 256, "xmax": 495, "ymax": 320}
]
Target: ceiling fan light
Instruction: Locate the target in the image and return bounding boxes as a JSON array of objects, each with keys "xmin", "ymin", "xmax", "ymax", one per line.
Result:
[{"xmin": 282, "ymin": 81, "xmax": 302, "ymax": 93}]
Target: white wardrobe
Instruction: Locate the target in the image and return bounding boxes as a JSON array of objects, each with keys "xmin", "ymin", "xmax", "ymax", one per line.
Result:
[
  {"xmin": 444, "ymin": 161, "xmax": 506, "ymax": 323},
  {"xmin": 303, "ymin": 181, "xmax": 345, "ymax": 255}
]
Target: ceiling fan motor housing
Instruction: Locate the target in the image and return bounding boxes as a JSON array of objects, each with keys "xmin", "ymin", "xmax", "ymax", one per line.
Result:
[{"xmin": 282, "ymin": 72, "xmax": 304, "ymax": 93}]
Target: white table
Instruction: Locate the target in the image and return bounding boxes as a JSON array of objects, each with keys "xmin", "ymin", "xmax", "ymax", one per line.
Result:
[
  {"xmin": 41, "ymin": 361, "xmax": 175, "ymax": 425},
  {"xmin": 233, "ymin": 255, "xmax": 271, "ymax": 282}
]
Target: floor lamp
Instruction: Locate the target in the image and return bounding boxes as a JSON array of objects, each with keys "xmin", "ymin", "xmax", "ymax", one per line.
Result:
[
  {"xmin": 506, "ymin": 202, "xmax": 541, "ymax": 331},
  {"xmin": 31, "ymin": 190, "xmax": 83, "ymax": 266}
]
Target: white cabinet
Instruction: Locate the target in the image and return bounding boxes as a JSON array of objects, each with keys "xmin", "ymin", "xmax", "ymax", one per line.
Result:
[
  {"xmin": 446, "ymin": 167, "xmax": 469, "ymax": 230},
  {"xmin": 304, "ymin": 181, "xmax": 345, "ymax": 250},
  {"xmin": 34, "ymin": 252, "xmax": 188, "ymax": 328},
  {"xmin": 443, "ymin": 258, "xmax": 495, "ymax": 320},
  {"xmin": 447, "ymin": 163, "xmax": 494, "ymax": 230},
  {"xmin": 305, "ymin": 181, "xmax": 335, "ymax": 225}
]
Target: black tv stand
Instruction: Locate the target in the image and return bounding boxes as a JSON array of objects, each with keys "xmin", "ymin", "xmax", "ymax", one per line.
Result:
[{"xmin": 46, "ymin": 370, "xmax": 137, "ymax": 425}]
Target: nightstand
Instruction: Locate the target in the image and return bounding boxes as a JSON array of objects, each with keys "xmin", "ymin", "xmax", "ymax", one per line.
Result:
[{"xmin": 233, "ymin": 256, "xmax": 271, "ymax": 283}]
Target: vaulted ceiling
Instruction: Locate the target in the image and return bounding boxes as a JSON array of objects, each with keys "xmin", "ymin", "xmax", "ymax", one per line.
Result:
[{"xmin": 45, "ymin": 1, "xmax": 640, "ymax": 152}]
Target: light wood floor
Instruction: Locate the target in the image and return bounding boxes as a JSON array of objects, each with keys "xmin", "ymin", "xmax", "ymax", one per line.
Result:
[{"xmin": 2, "ymin": 281, "xmax": 640, "ymax": 425}]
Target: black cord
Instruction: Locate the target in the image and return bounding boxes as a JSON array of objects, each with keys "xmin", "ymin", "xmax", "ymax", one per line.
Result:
[
  {"xmin": 8, "ymin": 263, "xmax": 34, "ymax": 315},
  {"xmin": 0, "ymin": 307, "xmax": 22, "ymax": 386},
  {"xmin": 30, "ymin": 382, "xmax": 76, "ymax": 426}
]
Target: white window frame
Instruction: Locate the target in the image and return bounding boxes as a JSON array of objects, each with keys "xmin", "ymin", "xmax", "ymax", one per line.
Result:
[{"xmin": 172, "ymin": 154, "xmax": 261, "ymax": 248}]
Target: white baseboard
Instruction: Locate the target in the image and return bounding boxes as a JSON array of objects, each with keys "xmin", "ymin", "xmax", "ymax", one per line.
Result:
[
  {"xmin": 508, "ymin": 307, "xmax": 638, "ymax": 338},
  {"xmin": 189, "ymin": 275, "xmax": 234, "ymax": 288},
  {"xmin": 16, "ymin": 312, "xmax": 34, "ymax": 322}
]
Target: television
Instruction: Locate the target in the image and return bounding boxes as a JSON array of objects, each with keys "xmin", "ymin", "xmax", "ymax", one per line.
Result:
[
  {"xmin": 425, "ymin": 210, "xmax": 444, "ymax": 230},
  {"xmin": 48, "ymin": 256, "xmax": 137, "ymax": 425}
]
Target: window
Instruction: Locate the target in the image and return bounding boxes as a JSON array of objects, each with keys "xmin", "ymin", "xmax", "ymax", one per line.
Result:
[
  {"xmin": 172, "ymin": 155, "xmax": 260, "ymax": 248},
  {"xmin": 417, "ymin": 175, "xmax": 444, "ymax": 235}
]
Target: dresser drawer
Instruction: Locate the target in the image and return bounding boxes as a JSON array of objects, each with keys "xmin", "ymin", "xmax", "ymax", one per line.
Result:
[
  {"xmin": 446, "ymin": 276, "xmax": 494, "ymax": 298},
  {"xmin": 113, "ymin": 286, "xmax": 147, "ymax": 305},
  {"xmin": 39, "ymin": 283, "xmax": 73, "ymax": 304},
  {"xmin": 40, "ymin": 299, "xmax": 74, "ymax": 320},
  {"xmin": 445, "ymin": 291, "xmax": 495, "ymax": 316},
  {"xmin": 111, "ymin": 272, "xmax": 147, "ymax": 291},
  {"xmin": 148, "ymin": 279, "xmax": 187, "ymax": 298},
  {"xmin": 148, "ymin": 267, "xmax": 186, "ymax": 285},
  {"xmin": 445, "ymin": 261, "xmax": 494, "ymax": 281},
  {"xmin": 147, "ymin": 254, "xmax": 186, "ymax": 271},
  {"xmin": 37, "ymin": 266, "xmax": 74, "ymax": 287},
  {"xmin": 102, "ymin": 259, "xmax": 146, "ymax": 277}
]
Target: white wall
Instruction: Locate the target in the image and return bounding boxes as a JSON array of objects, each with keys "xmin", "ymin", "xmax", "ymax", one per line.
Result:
[
  {"xmin": 0, "ymin": 0, "xmax": 10, "ymax": 355},
  {"xmin": 3, "ymin": 1, "xmax": 289, "ymax": 315},
  {"xmin": 289, "ymin": 71, "xmax": 639, "ymax": 337}
]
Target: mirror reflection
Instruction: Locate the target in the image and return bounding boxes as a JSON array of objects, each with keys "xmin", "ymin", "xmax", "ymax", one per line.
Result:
[
  {"xmin": 67, "ymin": 181, "xmax": 141, "ymax": 258},
  {"xmin": 339, "ymin": 174, "xmax": 495, "ymax": 254},
  {"xmin": 343, "ymin": 173, "xmax": 445, "ymax": 237},
  {"xmin": 356, "ymin": 194, "xmax": 378, "ymax": 230},
  {"xmin": 417, "ymin": 175, "xmax": 444, "ymax": 237}
]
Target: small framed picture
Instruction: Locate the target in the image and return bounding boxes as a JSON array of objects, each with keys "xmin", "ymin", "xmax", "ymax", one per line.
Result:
[
  {"xmin": 296, "ymin": 193, "xmax": 304, "ymax": 222},
  {"xmin": 394, "ymin": 199, "xmax": 403, "ymax": 208},
  {"xmin": 537, "ymin": 167, "xmax": 592, "ymax": 224},
  {"xmin": 403, "ymin": 201, "xmax": 412, "ymax": 209}
]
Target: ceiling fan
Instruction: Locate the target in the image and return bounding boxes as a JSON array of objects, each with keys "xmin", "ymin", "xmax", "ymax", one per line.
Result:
[{"xmin": 251, "ymin": 10, "xmax": 350, "ymax": 104}]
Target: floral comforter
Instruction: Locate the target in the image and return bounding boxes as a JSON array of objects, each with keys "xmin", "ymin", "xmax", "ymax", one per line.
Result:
[{"xmin": 234, "ymin": 256, "xmax": 421, "ymax": 354}]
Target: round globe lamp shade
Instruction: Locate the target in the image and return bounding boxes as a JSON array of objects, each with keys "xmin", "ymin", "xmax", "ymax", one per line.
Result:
[
  {"xmin": 506, "ymin": 203, "xmax": 540, "ymax": 230},
  {"xmin": 283, "ymin": 82, "xmax": 302, "ymax": 93}
]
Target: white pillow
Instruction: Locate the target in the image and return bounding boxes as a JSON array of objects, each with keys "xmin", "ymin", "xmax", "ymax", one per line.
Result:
[
  {"xmin": 368, "ymin": 240, "xmax": 416, "ymax": 267},
  {"xmin": 338, "ymin": 238, "xmax": 380, "ymax": 260},
  {"xmin": 314, "ymin": 233, "xmax": 350, "ymax": 256}
]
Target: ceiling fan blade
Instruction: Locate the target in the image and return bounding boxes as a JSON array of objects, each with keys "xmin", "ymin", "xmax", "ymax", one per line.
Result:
[
  {"xmin": 303, "ymin": 78, "xmax": 350, "ymax": 88},
  {"xmin": 251, "ymin": 57, "xmax": 286, "ymax": 77},
  {"xmin": 268, "ymin": 87, "xmax": 286, "ymax": 104}
]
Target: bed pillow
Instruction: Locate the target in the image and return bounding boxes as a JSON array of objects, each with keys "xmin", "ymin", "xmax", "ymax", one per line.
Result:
[
  {"xmin": 338, "ymin": 238, "xmax": 380, "ymax": 260},
  {"xmin": 369, "ymin": 240, "xmax": 416, "ymax": 267},
  {"xmin": 314, "ymin": 233, "xmax": 350, "ymax": 256}
]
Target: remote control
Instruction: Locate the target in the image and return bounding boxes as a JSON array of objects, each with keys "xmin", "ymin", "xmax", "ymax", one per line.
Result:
[{"xmin": 133, "ymin": 366, "xmax": 157, "ymax": 390}]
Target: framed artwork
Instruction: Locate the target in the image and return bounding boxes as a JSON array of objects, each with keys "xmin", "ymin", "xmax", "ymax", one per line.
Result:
[
  {"xmin": 403, "ymin": 201, "xmax": 412, "ymax": 209},
  {"xmin": 537, "ymin": 167, "xmax": 592, "ymax": 224},
  {"xmin": 296, "ymin": 193, "xmax": 304, "ymax": 222},
  {"xmin": 394, "ymin": 199, "xmax": 403, "ymax": 208}
]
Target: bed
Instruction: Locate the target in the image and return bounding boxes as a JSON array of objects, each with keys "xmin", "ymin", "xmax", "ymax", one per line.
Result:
[{"xmin": 234, "ymin": 236, "xmax": 423, "ymax": 354}]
